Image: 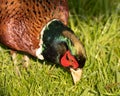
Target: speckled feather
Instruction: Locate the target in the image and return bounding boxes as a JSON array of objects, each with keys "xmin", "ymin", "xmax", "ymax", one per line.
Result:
[{"xmin": 0, "ymin": 0, "xmax": 68, "ymax": 56}]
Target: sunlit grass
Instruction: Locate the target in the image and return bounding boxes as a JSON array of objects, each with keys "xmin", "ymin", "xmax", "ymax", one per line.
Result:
[{"xmin": 0, "ymin": 0, "xmax": 120, "ymax": 96}]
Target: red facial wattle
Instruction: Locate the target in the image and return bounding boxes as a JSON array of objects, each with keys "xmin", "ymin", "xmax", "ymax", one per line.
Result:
[{"xmin": 60, "ymin": 50, "xmax": 79, "ymax": 69}]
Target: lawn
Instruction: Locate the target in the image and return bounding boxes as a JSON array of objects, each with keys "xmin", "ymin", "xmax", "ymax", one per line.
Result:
[{"xmin": 0, "ymin": 0, "xmax": 120, "ymax": 96}]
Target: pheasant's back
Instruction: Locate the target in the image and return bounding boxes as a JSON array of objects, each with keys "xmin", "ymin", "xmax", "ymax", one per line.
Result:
[{"xmin": 0, "ymin": 0, "xmax": 69, "ymax": 56}]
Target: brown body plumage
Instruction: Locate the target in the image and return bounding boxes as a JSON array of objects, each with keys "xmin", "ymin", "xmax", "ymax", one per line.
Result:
[{"xmin": 0, "ymin": 0, "xmax": 68, "ymax": 56}]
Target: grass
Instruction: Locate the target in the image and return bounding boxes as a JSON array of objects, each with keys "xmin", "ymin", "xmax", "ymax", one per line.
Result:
[{"xmin": 0, "ymin": 0, "xmax": 120, "ymax": 95}]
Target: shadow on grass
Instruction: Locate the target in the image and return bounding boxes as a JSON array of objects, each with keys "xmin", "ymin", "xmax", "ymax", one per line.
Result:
[{"xmin": 0, "ymin": 81, "xmax": 9, "ymax": 96}]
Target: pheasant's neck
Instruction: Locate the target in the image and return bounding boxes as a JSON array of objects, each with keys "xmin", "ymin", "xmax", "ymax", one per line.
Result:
[
  {"xmin": 43, "ymin": 19, "xmax": 69, "ymax": 46},
  {"xmin": 36, "ymin": 19, "xmax": 68, "ymax": 60}
]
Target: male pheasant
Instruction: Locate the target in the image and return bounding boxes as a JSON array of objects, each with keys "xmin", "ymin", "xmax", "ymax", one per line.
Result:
[{"xmin": 0, "ymin": 0, "xmax": 86, "ymax": 84}]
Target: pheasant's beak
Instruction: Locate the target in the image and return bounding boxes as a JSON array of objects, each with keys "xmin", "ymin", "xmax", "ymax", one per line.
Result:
[{"xmin": 70, "ymin": 68, "xmax": 82, "ymax": 84}]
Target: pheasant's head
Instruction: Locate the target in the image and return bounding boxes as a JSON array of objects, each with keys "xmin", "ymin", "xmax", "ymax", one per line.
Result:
[{"xmin": 39, "ymin": 19, "xmax": 86, "ymax": 84}]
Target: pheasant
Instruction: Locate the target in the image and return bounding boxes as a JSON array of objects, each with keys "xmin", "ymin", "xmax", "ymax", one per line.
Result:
[{"xmin": 0, "ymin": 0, "xmax": 86, "ymax": 84}]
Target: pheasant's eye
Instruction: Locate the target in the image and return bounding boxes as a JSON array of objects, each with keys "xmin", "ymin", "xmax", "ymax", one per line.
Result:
[
  {"xmin": 66, "ymin": 54, "xmax": 69, "ymax": 60},
  {"xmin": 65, "ymin": 52, "xmax": 74, "ymax": 64}
]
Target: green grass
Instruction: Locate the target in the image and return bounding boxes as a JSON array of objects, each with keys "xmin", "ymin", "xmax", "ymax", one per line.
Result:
[{"xmin": 0, "ymin": 0, "xmax": 120, "ymax": 96}]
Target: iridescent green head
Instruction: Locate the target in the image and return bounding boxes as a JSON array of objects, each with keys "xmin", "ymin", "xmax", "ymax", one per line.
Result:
[{"xmin": 42, "ymin": 19, "xmax": 86, "ymax": 84}]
